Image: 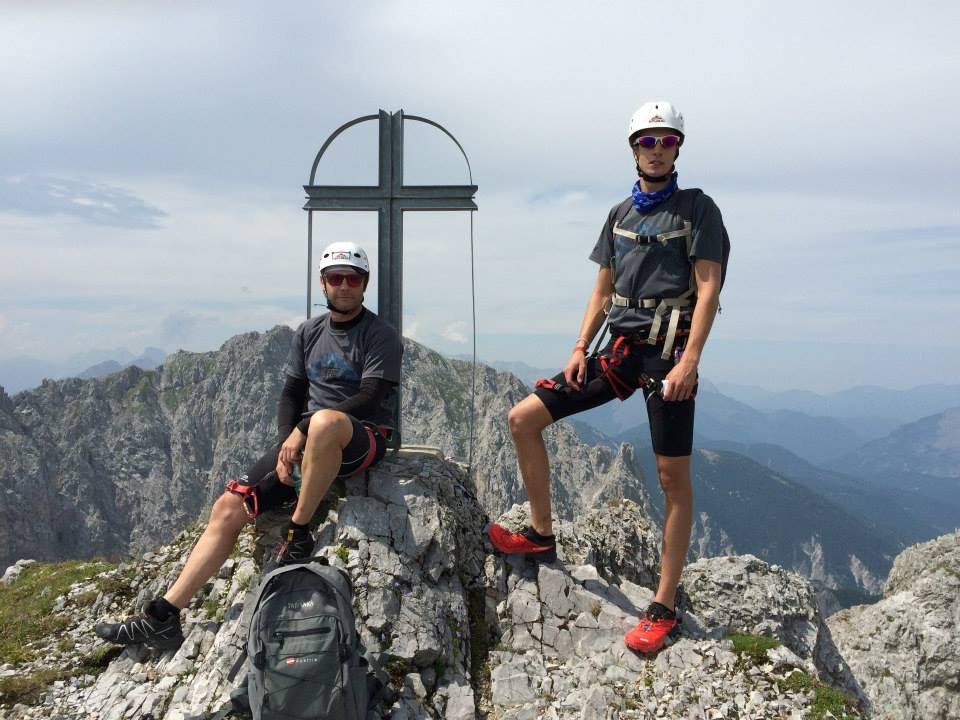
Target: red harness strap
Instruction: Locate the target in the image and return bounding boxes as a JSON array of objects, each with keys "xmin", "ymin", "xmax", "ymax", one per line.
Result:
[
  {"xmin": 348, "ymin": 423, "xmax": 392, "ymax": 477},
  {"xmin": 599, "ymin": 335, "xmax": 635, "ymax": 401},
  {"xmin": 224, "ymin": 479, "xmax": 259, "ymax": 521}
]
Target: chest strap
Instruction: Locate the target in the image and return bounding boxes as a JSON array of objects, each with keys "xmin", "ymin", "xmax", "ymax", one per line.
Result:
[
  {"xmin": 609, "ymin": 219, "xmax": 696, "ymax": 360},
  {"xmin": 612, "ymin": 222, "xmax": 692, "ymax": 245}
]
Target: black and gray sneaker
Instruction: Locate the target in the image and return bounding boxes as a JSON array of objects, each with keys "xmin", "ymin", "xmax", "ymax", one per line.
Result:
[
  {"xmin": 94, "ymin": 603, "xmax": 184, "ymax": 650},
  {"xmin": 275, "ymin": 525, "xmax": 315, "ymax": 565}
]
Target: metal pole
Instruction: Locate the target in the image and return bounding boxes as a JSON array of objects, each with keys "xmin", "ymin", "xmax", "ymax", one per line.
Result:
[{"xmin": 306, "ymin": 210, "xmax": 313, "ymax": 318}]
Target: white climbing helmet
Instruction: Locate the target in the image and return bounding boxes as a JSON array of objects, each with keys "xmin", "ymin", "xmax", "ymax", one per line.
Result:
[
  {"xmin": 318, "ymin": 241, "xmax": 370, "ymax": 275},
  {"xmin": 628, "ymin": 101, "xmax": 685, "ymax": 142}
]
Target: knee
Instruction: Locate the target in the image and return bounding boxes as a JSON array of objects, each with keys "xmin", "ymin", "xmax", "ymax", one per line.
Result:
[
  {"xmin": 508, "ymin": 402, "xmax": 545, "ymax": 438},
  {"xmin": 656, "ymin": 457, "xmax": 692, "ymax": 499},
  {"xmin": 210, "ymin": 492, "xmax": 248, "ymax": 533},
  {"xmin": 306, "ymin": 409, "xmax": 351, "ymax": 446}
]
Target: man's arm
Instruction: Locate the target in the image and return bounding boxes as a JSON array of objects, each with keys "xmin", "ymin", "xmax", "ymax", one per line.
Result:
[
  {"xmin": 663, "ymin": 258, "xmax": 721, "ymax": 401},
  {"xmin": 276, "ymin": 375, "xmax": 309, "ymax": 481}
]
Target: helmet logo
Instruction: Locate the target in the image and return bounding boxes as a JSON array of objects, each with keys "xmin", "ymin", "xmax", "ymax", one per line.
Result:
[
  {"xmin": 331, "ymin": 251, "xmax": 350, "ymax": 260},
  {"xmin": 649, "ymin": 114, "xmax": 664, "ymax": 123}
]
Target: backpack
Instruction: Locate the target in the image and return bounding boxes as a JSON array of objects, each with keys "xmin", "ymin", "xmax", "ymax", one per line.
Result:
[
  {"xmin": 237, "ymin": 561, "xmax": 375, "ymax": 720},
  {"xmin": 611, "ymin": 187, "xmax": 730, "ymax": 290},
  {"xmin": 595, "ymin": 187, "xmax": 731, "ymax": 360}
]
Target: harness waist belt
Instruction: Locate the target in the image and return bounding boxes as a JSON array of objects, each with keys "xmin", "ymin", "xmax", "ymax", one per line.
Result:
[
  {"xmin": 610, "ymin": 293, "xmax": 694, "ymax": 360},
  {"xmin": 610, "ymin": 293, "xmax": 692, "ymax": 310}
]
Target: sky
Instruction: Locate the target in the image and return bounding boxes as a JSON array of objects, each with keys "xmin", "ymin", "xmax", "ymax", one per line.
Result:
[{"xmin": 1, "ymin": 0, "xmax": 958, "ymax": 393}]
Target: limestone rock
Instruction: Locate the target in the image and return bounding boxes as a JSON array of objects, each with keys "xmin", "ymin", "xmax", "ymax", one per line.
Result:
[{"xmin": 828, "ymin": 529, "xmax": 960, "ymax": 720}]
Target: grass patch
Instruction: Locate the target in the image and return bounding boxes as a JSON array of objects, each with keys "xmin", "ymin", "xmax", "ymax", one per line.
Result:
[
  {"xmin": 728, "ymin": 633, "xmax": 780, "ymax": 665},
  {"xmin": 0, "ymin": 560, "xmax": 115, "ymax": 664},
  {"xmin": 74, "ymin": 590, "xmax": 99, "ymax": 607},
  {"xmin": 384, "ymin": 656, "xmax": 412, "ymax": 688},
  {"xmin": 0, "ymin": 644, "xmax": 121, "ymax": 706},
  {"xmin": 779, "ymin": 670, "xmax": 859, "ymax": 720},
  {"xmin": 97, "ymin": 570, "xmax": 139, "ymax": 601}
]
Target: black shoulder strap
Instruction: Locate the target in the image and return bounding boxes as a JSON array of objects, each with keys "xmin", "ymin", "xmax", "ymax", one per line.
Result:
[
  {"xmin": 675, "ymin": 187, "xmax": 703, "ymax": 223},
  {"xmin": 611, "ymin": 197, "xmax": 633, "ymax": 228}
]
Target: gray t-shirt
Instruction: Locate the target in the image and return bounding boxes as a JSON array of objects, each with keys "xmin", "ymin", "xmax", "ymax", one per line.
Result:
[
  {"xmin": 284, "ymin": 308, "xmax": 402, "ymax": 426},
  {"xmin": 589, "ymin": 189, "xmax": 725, "ymax": 335}
]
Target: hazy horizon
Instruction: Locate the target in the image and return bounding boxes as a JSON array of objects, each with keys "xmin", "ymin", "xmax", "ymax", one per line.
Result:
[{"xmin": 3, "ymin": 2, "xmax": 958, "ymax": 393}]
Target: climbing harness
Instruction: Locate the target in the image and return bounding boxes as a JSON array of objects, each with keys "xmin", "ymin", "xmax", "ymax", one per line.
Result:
[
  {"xmin": 224, "ymin": 479, "xmax": 260, "ymax": 521},
  {"xmin": 610, "ymin": 219, "xmax": 695, "ymax": 361}
]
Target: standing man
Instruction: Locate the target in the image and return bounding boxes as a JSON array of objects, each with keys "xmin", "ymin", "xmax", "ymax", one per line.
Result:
[
  {"xmin": 488, "ymin": 101, "xmax": 727, "ymax": 653},
  {"xmin": 95, "ymin": 241, "xmax": 402, "ymax": 650}
]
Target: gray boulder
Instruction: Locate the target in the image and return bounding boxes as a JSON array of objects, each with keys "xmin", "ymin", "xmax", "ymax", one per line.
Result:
[{"xmin": 828, "ymin": 529, "xmax": 960, "ymax": 720}]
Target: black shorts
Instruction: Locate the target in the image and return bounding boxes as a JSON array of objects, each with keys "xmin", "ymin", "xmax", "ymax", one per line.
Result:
[
  {"xmin": 533, "ymin": 339, "xmax": 696, "ymax": 457},
  {"xmin": 230, "ymin": 415, "xmax": 388, "ymax": 517}
]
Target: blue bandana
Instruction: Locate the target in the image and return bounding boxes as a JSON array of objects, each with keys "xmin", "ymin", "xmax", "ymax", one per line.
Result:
[{"xmin": 631, "ymin": 172, "xmax": 678, "ymax": 213}]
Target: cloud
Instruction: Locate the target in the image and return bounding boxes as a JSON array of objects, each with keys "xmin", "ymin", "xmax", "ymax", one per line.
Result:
[
  {"xmin": 440, "ymin": 321, "xmax": 469, "ymax": 344},
  {"xmin": 527, "ymin": 187, "xmax": 592, "ymax": 207},
  {"xmin": 0, "ymin": 175, "xmax": 166, "ymax": 229},
  {"xmin": 405, "ymin": 318, "xmax": 423, "ymax": 342}
]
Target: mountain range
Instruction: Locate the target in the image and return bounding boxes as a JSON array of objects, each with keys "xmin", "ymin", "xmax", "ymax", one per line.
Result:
[
  {"xmin": 0, "ymin": 347, "xmax": 167, "ymax": 393},
  {"xmin": 5, "ymin": 326, "xmax": 950, "ymax": 604}
]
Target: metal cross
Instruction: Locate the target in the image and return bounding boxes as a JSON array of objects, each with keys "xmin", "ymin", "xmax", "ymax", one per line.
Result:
[
  {"xmin": 302, "ymin": 109, "xmax": 477, "ymax": 440},
  {"xmin": 303, "ymin": 109, "xmax": 477, "ymax": 333}
]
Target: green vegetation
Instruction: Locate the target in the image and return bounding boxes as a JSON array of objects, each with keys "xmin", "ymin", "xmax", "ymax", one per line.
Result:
[
  {"xmin": 384, "ymin": 656, "xmax": 411, "ymax": 688},
  {"xmin": 0, "ymin": 559, "xmax": 115, "ymax": 664},
  {"xmin": 96, "ymin": 567, "xmax": 139, "ymax": 601},
  {"xmin": 121, "ymin": 374, "xmax": 157, "ymax": 411},
  {"xmin": 728, "ymin": 633, "xmax": 780, "ymax": 665},
  {"xmin": 933, "ymin": 561, "xmax": 960, "ymax": 581},
  {"xmin": 203, "ymin": 597, "xmax": 225, "ymax": 623},
  {"xmin": 335, "ymin": 545, "xmax": 350, "ymax": 564},
  {"xmin": 0, "ymin": 645, "xmax": 121, "ymax": 706},
  {"xmin": 779, "ymin": 670, "xmax": 860, "ymax": 720}
]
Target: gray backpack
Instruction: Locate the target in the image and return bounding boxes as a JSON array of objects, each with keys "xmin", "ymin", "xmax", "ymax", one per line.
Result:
[{"xmin": 242, "ymin": 561, "xmax": 371, "ymax": 719}]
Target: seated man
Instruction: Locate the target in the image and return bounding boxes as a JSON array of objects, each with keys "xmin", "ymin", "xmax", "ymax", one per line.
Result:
[{"xmin": 95, "ymin": 241, "xmax": 402, "ymax": 650}]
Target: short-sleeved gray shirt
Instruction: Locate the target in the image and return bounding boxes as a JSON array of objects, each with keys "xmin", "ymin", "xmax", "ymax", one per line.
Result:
[
  {"xmin": 589, "ymin": 189, "xmax": 725, "ymax": 335},
  {"xmin": 284, "ymin": 308, "xmax": 402, "ymax": 426}
]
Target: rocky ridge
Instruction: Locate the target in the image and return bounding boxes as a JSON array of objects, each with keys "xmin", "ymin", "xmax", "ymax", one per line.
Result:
[
  {"xmin": 0, "ymin": 448, "xmax": 869, "ymax": 720},
  {"xmin": 0, "ymin": 326, "xmax": 649, "ymax": 574},
  {"xmin": 827, "ymin": 529, "xmax": 960, "ymax": 720}
]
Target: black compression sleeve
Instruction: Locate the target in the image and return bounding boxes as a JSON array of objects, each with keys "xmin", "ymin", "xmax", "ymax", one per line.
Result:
[{"xmin": 277, "ymin": 375, "xmax": 308, "ymax": 439}]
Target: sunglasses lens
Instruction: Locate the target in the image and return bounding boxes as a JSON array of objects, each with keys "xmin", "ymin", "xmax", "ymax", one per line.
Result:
[
  {"xmin": 634, "ymin": 136, "xmax": 657, "ymax": 149},
  {"xmin": 661, "ymin": 135, "xmax": 680, "ymax": 148},
  {"xmin": 325, "ymin": 274, "xmax": 363, "ymax": 287}
]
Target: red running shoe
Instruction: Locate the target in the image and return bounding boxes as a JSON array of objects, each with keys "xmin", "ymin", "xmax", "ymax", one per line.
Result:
[
  {"xmin": 624, "ymin": 602, "xmax": 678, "ymax": 653},
  {"xmin": 487, "ymin": 524, "xmax": 557, "ymax": 563}
]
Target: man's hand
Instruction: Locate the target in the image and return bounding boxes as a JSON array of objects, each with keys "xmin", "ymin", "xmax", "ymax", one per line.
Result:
[
  {"xmin": 276, "ymin": 427, "xmax": 307, "ymax": 485},
  {"xmin": 563, "ymin": 350, "xmax": 587, "ymax": 391},
  {"xmin": 663, "ymin": 357, "xmax": 698, "ymax": 402}
]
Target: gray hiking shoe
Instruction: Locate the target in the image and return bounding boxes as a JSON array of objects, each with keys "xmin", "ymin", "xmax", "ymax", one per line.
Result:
[{"xmin": 94, "ymin": 603, "xmax": 184, "ymax": 650}]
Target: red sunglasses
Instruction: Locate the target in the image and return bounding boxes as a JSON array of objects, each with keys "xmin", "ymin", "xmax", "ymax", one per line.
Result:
[
  {"xmin": 631, "ymin": 134, "xmax": 681, "ymax": 150},
  {"xmin": 323, "ymin": 273, "xmax": 364, "ymax": 288}
]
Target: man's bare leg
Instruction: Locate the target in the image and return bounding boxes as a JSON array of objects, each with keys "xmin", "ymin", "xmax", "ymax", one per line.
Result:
[
  {"xmin": 164, "ymin": 492, "xmax": 248, "ymax": 609},
  {"xmin": 653, "ymin": 453, "xmax": 693, "ymax": 611},
  {"xmin": 291, "ymin": 409, "xmax": 354, "ymax": 525},
  {"xmin": 508, "ymin": 394, "xmax": 556, "ymax": 536}
]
